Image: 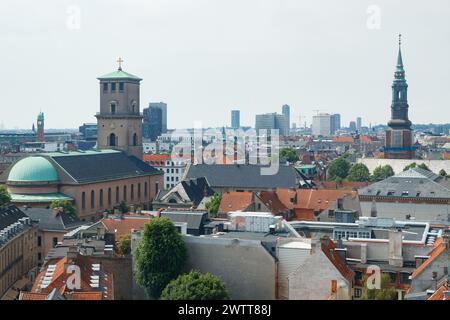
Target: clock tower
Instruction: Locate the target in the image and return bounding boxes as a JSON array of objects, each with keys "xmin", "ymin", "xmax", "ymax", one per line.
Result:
[
  {"xmin": 96, "ymin": 58, "xmax": 143, "ymax": 159},
  {"xmin": 384, "ymin": 35, "xmax": 416, "ymax": 159}
]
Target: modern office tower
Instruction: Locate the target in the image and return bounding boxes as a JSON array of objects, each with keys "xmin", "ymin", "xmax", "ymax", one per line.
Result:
[
  {"xmin": 385, "ymin": 35, "xmax": 415, "ymax": 159},
  {"xmin": 143, "ymin": 106, "xmax": 163, "ymax": 141},
  {"xmin": 356, "ymin": 117, "xmax": 362, "ymax": 132},
  {"xmin": 282, "ymin": 104, "xmax": 290, "ymax": 130},
  {"xmin": 231, "ymin": 110, "xmax": 240, "ymax": 129},
  {"xmin": 312, "ymin": 113, "xmax": 332, "ymax": 137},
  {"xmin": 330, "ymin": 114, "xmax": 341, "ymax": 134},
  {"xmin": 349, "ymin": 121, "xmax": 357, "ymax": 132},
  {"xmin": 255, "ymin": 113, "xmax": 288, "ymax": 135},
  {"xmin": 149, "ymin": 102, "xmax": 167, "ymax": 133}
]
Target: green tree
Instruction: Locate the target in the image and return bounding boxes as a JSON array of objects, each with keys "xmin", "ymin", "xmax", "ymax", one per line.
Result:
[
  {"xmin": 327, "ymin": 157, "xmax": 351, "ymax": 181},
  {"xmin": 114, "ymin": 201, "xmax": 128, "ymax": 214},
  {"xmin": 439, "ymin": 169, "xmax": 447, "ymax": 177},
  {"xmin": 403, "ymin": 162, "xmax": 417, "ymax": 171},
  {"xmin": 205, "ymin": 193, "xmax": 222, "ymax": 218},
  {"xmin": 280, "ymin": 148, "xmax": 299, "ymax": 163},
  {"xmin": 50, "ymin": 200, "xmax": 75, "ymax": 216},
  {"xmin": 346, "ymin": 163, "xmax": 370, "ymax": 182},
  {"xmin": 361, "ymin": 273, "xmax": 398, "ymax": 300},
  {"xmin": 118, "ymin": 234, "xmax": 131, "ymax": 256},
  {"xmin": 0, "ymin": 185, "xmax": 11, "ymax": 206},
  {"xmin": 417, "ymin": 163, "xmax": 431, "ymax": 171},
  {"xmin": 371, "ymin": 165, "xmax": 395, "ymax": 182},
  {"xmin": 134, "ymin": 217, "xmax": 187, "ymax": 299},
  {"xmin": 161, "ymin": 270, "xmax": 230, "ymax": 300}
]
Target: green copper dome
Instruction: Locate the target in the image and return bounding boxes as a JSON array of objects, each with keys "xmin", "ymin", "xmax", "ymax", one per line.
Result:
[{"xmin": 8, "ymin": 156, "xmax": 59, "ymax": 183}]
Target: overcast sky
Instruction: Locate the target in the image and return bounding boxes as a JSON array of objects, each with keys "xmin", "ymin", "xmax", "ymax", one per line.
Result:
[{"xmin": 0, "ymin": 0, "xmax": 449, "ymax": 130}]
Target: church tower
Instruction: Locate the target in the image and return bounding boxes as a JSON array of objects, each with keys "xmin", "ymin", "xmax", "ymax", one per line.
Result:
[
  {"xmin": 96, "ymin": 58, "xmax": 143, "ymax": 159},
  {"xmin": 37, "ymin": 112, "xmax": 45, "ymax": 143},
  {"xmin": 384, "ymin": 35, "xmax": 415, "ymax": 159}
]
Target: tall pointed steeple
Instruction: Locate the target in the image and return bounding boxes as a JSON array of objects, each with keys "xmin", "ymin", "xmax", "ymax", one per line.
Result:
[{"xmin": 396, "ymin": 34, "xmax": 404, "ymax": 71}]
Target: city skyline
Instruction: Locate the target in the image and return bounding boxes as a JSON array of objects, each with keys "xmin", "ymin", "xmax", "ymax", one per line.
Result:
[{"xmin": 0, "ymin": 1, "xmax": 449, "ymax": 130}]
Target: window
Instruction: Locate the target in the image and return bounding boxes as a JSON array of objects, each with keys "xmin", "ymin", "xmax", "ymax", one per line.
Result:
[
  {"xmin": 52, "ymin": 237, "xmax": 58, "ymax": 247},
  {"xmin": 355, "ymin": 271, "xmax": 363, "ymax": 281},
  {"xmin": 354, "ymin": 288, "xmax": 362, "ymax": 298},
  {"xmin": 37, "ymin": 236, "xmax": 42, "ymax": 247},
  {"xmin": 119, "ymin": 82, "xmax": 124, "ymax": 91},
  {"xmin": 91, "ymin": 190, "xmax": 95, "ymax": 209},
  {"xmin": 108, "ymin": 188, "xmax": 112, "ymax": 206},
  {"xmin": 155, "ymin": 182, "xmax": 159, "ymax": 195},
  {"xmin": 116, "ymin": 186, "xmax": 119, "ymax": 203},
  {"xmin": 133, "ymin": 133, "xmax": 138, "ymax": 146},
  {"xmin": 138, "ymin": 183, "xmax": 141, "ymax": 199},
  {"xmin": 111, "ymin": 82, "xmax": 116, "ymax": 92},
  {"xmin": 38, "ymin": 253, "xmax": 42, "ymax": 261},
  {"xmin": 99, "ymin": 189, "xmax": 104, "ymax": 207},
  {"xmin": 131, "ymin": 184, "xmax": 134, "ymax": 200},
  {"xmin": 386, "ymin": 272, "xmax": 397, "ymax": 284},
  {"xmin": 123, "ymin": 186, "xmax": 127, "ymax": 202},
  {"xmin": 110, "ymin": 102, "xmax": 116, "ymax": 114},
  {"xmin": 144, "ymin": 182, "xmax": 148, "ymax": 197},
  {"xmin": 109, "ymin": 133, "xmax": 116, "ymax": 147},
  {"xmin": 400, "ymin": 273, "xmax": 411, "ymax": 285},
  {"xmin": 328, "ymin": 210, "xmax": 335, "ymax": 218},
  {"xmin": 103, "ymin": 83, "xmax": 108, "ymax": 92},
  {"xmin": 82, "ymin": 192, "xmax": 86, "ymax": 210}
]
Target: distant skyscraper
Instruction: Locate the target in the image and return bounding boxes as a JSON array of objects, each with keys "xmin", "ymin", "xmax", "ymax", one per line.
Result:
[
  {"xmin": 149, "ymin": 102, "xmax": 167, "ymax": 133},
  {"xmin": 255, "ymin": 113, "xmax": 288, "ymax": 135},
  {"xmin": 356, "ymin": 117, "xmax": 362, "ymax": 132},
  {"xmin": 231, "ymin": 110, "xmax": 240, "ymax": 129},
  {"xmin": 349, "ymin": 121, "xmax": 357, "ymax": 132},
  {"xmin": 312, "ymin": 113, "xmax": 332, "ymax": 136},
  {"xmin": 143, "ymin": 107, "xmax": 163, "ymax": 141},
  {"xmin": 37, "ymin": 112, "xmax": 44, "ymax": 142},
  {"xmin": 385, "ymin": 34, "xmax": 415, "ymax": 159},
  {"xmin": 282, "ymin": 104, "xmax": 290, "ymax": 130},
  {"xmin": 330, "ymin": 114, "xmax": 341, "ymax": 134}
]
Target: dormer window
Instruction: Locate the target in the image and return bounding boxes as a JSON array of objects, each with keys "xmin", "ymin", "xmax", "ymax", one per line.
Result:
[
  {"xmin": 111, "ymin": 83, "xmax": 116, "ymax": 92},
  {"xmin": 103, "ymin": 83, "xmax": 108, "ymax": 92},
  {"xmin": 119, "ymin": 82, "xmax": 124, "ymax": 92}
]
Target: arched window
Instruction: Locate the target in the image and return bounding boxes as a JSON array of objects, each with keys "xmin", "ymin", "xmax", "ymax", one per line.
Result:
[
  {"xmin": 133, "ymin": 133, "xmax": 138, "ymax": 146},
  {"xmin": 131, "ymin": 184, "xmax": 134, "ymax": 200},
  {"xmin": 110, "ymin": 102, "xmax": 116, "ymax": 114},
  {"xmin": 108, "ymin": 188, "xmax": 112, "ymax": 206},
  {"xmin": 99, "ymin": 189, "xmax": 103, "ymax": 207},
  {"xmin": 123, "ymin": 186, "xmax": 127, "ymax": 202},
  {"xmin": 109, "ymin": 133, "xmax": 116, "ymax": 147},
  {"xmin": 144, "ymin": 182, "xmax": 148, "ymax": 198},
  {"xmin": 131, "ymin": 101, "xmax": 137, "ymax": 113},
  {"xmin": 115, "ymin": 186, "xmax": 119, "ymax": 204},
  {"xmin": 81, "ymin": 192, "xmax": 86, "ymax": 210},
  {"xmin": 137, "ymin": 183, "xmax": 141, "ymax": 199},
  {"xmin": 90, "ymin": 190, "xmax": 95, "ymax": 209}
]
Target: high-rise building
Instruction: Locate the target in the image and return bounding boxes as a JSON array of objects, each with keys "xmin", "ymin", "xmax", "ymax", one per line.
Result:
[
  {"xmin": 36, "ymin": 112, "xmax": 44, "ymax": 143},
  {"xmin": 255, "ymin": 113, "xmax": 288, "ymax": 135},
  {"xmin": 312, "ymin": 113, "xmax": 332, "ymax": 137},
  {"xmin": 349, "ymin": 121, "xmax": 357, "ymax": 132},
  {"xmin": 79, "ymin": 123, "xmax": 97, "ymax": 141},
  {"xmin": 231, "ymin": 110, "xmax": 240, "ymax": 129},
  {"xmin": 385, "ymin": 35, "xmax": 415, "ymax": 159},
  {"xmin": 330, "ymin": 114, "xmax": 341, "ymax": 134},
  {"xmin": 143, "ymin": 106, "xmax": 163, "ymax": 141},
  {"xmin": 282, "ymin": 104, "xmax": 290, "ymax": 130},
  {"xmin": 149, "ymin": 102, "xmax": 167, "ymax": 133},
  {"xmin": 95, "ymin": 60, "xmax": 143, "ymax": 159},
  {"xmin": 356, "ymin": 117, "xmax": 362, "ymax": 132}
]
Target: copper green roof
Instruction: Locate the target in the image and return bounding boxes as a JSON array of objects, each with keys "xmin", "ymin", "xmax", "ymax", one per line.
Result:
[
  {"xmin": 37, "ymin": 112, "xmax": 44, "ymax": 121},
  {"xmin": 8, "ymin": 156, "xmax": 59, "ymax": 183},
  {"xmin": 10, "ymin": 193, "xmax": 73, "ymax": 203},
  {"xmin": 97, "ymin": 69, "xmax": 142, "ymax": 81}
]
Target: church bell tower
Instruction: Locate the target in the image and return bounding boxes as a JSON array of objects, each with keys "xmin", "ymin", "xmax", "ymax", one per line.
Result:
[
  {"xmin": 384, "ymin": 35, "xmax": 415, "ymax": 159},
  {"xmin": 96, "ymin": 58, "xmax": 143, "ymax": 159}
]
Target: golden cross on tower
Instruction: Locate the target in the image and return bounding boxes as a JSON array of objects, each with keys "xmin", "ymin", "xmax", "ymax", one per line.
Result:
[{"xmin": 117, "ymin": 57, "xmax": 124, "ymax": 70}]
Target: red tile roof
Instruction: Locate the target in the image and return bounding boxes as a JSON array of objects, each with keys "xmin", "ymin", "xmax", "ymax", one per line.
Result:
[
  {"xmin": 102, "ymin": 216, "xmax": 152, "ymax": 239},
  {"xmin": 333, "ymin": 136, "xmax": 354, "ymax": 143},
  {"xmin": 315, "ymin": 181, "xmax": 369, "ymax": 190},
  {"xmin": 428, "ymin": 284, "xmax": 450, "ymax": 300},
  {"xmin": 321, "ymin": 239, "xmax": 355, "ymax": 282},
  {"xmin": 218, "ymin": 192, "xmax": 253, "ymax": 213},
  {"xmin": 258, "ymin": 191, "xmax": 289, "ymax": 215},
  {"xmin": 412, "ymin": 237, "xmax": 448, "ymax": 279}
]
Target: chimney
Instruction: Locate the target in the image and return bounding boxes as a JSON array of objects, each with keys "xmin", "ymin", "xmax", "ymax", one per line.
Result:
[
  {"xmin": 65, "ymin": 246, "xmax": 78, "ymax": 268},
  {"xmin": 337, "ymin": 198, "xmax": 344, "ymax": 210},
  {"xmin": 388, "ymin": 229, "xmax": 403, "ymax": 267},
  {"xmin": 320, "ymin": 235, "xmax": 331, "ymax": 248},
  {"xmin": 443, "ymin": 229, "xmax": 450, "ymax": 250},
  {"xmin": 370, "ymin": 199, "xmax": 377, "ymax": 218},
  {"xmin": 360, "ymin": 243, "xmax": 367, "ymax": 264}
]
